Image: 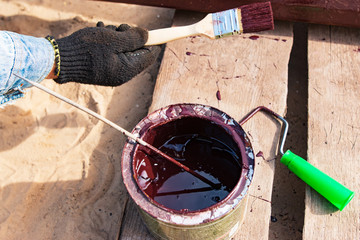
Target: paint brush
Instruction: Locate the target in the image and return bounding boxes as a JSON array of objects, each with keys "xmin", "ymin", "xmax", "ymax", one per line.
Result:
[
  {"xmin": 14, "ymin": 74, "xmax": 220, "ymax": 189},
  {"xmin": 145, "ymin": 1, "xmax": 274, "ymax": 46}
]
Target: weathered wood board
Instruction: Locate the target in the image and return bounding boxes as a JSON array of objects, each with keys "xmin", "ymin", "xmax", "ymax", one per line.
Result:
[
  {"xmin": 119, "ymin": 11, "xmax": 293, "ymax": 239},
  {"xmin": 98, "ymin": 0, "xmax": 360, "ymax": 28},
  {"xmin": 304, "ymin": 25, "xmax": 360, "ymax": 239}
]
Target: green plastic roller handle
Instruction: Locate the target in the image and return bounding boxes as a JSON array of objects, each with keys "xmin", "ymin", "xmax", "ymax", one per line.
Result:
[{"xmin": 281, "ymin": 150, "xmax": 354, "ymax": 211}]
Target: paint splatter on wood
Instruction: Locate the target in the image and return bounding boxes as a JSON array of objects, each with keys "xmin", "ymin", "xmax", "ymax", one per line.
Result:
[
  {"xmin": 249, "ymin": 35, "xmax": 260, "ymax": 40},
  {"xmin": 256, "ymin": 151, "xmax": 265, "ymax": 160},
  {"xmin": 247, "ymin": 35, "xmax": 287, "ymax": 42},
  {"xmin": 216, "ymin": 90, "xmax": 221, "ymax": 100}
]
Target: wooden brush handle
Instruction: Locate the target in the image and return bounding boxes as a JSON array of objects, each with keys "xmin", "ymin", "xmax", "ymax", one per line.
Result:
[
  {"xmin": 145, "ymin": 24, "xmax": 199, "ymax": 46},
  {"xmin": 145, "ymin": 14, "xmax": 213, "ymax": 46}
]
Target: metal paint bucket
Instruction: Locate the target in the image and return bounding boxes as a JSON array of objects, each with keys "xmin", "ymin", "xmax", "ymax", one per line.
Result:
[{"xmin": 122, "ymin": 103, "xmax": 255, "ymax": 240}]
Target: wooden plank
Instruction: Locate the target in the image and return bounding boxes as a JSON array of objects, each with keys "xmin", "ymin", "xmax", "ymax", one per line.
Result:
[
  {"xmin": 305, "ymin": 25, "xmax": 360, "ymax": 239},
  {"xmin": 118, "ymin": 199, "xmax": 154, "ymax": 239},
  {"xmin": 120, "ymin": 10, "xmax": 293, "ymax": 239},
  {"xmin": 98, "ymin": 0, "xmax": 360, "ymax": 28}
]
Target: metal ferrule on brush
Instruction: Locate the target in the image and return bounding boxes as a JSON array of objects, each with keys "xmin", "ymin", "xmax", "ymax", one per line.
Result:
[{"xmin": 212, "ymin": 8, "xmax": 243, "ymax": 39}]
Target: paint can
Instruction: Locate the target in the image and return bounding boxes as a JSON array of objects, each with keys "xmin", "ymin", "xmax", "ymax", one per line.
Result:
[{"xmin": 122, "ymin": 103, "xmax": 255, "ymax": 240}]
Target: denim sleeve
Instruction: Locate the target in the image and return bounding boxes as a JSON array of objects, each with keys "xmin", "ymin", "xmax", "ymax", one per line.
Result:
[{"xmin": 0, "ymin": 31, "xmax": 54, "ymax": 106}]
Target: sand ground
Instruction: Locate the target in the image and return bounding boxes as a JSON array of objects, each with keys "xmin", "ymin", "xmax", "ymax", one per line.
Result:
[{"xmin": 0, "ymin": 1, "xmax": 306, "ymax": 239}]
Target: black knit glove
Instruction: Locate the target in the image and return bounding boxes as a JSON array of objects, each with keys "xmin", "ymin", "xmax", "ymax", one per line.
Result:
[{"xmin": 54, "ymin": 22, "xmax": 160, "ymax": 86}]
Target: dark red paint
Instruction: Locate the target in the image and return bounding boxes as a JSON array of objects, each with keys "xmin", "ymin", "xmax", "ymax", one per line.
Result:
[
  {"xmin": 256, "ymin": 151, "xmax": 265, "ymax": 160},
  {"xmin": 216, "ymin": 90, "xmax": 221, "ymax": 100},
  {"xmin": 249, "ymin": 35, "xmax": 260, "ymax": 40},
  {"xmin": 133, "ymin": 117, "xmax": 243, "ymax": 212}
]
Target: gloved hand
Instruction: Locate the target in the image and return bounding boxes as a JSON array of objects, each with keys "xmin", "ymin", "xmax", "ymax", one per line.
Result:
[{"xmin": 54, "ymin": 22, "xmax": 160, "ymax": 86}]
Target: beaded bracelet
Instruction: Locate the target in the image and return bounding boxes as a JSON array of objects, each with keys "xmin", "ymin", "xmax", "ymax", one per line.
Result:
[{"xmin": 45, "ymin": 35, "xmax": 61, "ymax": 77}]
